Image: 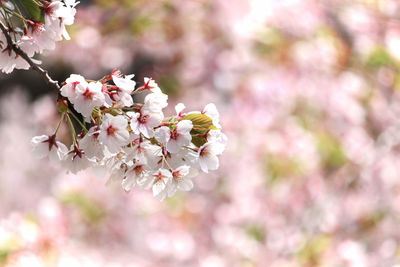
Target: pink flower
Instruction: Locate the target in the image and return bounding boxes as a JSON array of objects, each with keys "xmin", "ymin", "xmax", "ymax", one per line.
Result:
[
  {"xmin": 31, "ymin": 135, "xmax": 68, "ymax": 162},
  {"xmin": 155, "ymin": 120, "xmax": 193, "ymax": 153},
  {"xmin": 98, "ymin": 114, "xmax": 130, "ymax": 153},
  {"xmin": 127, "ymin": 110, "xmax": 163, "ymax": 138},
  {"xmin": 73, "ymin": 81, "xmax": 105, "ymax": 118}
]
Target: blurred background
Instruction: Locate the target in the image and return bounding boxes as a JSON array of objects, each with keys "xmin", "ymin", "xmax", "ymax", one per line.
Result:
[{"xmin": 1, "ymin": 0, "xmax": 400, "ymax": 266}]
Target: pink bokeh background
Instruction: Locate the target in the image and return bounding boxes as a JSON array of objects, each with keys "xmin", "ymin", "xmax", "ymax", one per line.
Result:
[{"xmin": 1, "ymin": 0, "xmax": 400, "ymax": 266}]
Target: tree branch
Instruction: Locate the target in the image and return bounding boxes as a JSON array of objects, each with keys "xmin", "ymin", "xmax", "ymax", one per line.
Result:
[{"xmin": 0, "ymin": 20, "xmax": 61, "ymax": 92}]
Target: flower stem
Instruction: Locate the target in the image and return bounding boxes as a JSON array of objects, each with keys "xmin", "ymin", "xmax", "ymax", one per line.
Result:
[
  {"xmin": 68, "ymin": 109, "xmax": 88, "ymax": 132},
  {"xmin": 53, "ymin": 112, "xmax": 65, "ymax": 136},
  {"xmin": 162, "ymin": 155, "xmax": 173, "ymax": 171},
  {"xmin": 66, "ymin": 114, "xmax": 77, "ymax": 145}
]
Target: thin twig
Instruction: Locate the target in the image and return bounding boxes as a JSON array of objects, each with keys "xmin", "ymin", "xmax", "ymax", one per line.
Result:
[{"xmin": 0, "ymin": 20, "xmax": 61, "ymax": 92}]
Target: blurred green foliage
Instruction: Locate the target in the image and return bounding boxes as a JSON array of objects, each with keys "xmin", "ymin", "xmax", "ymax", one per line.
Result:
[
  {"xmin": 245, "ymin": 224, "xmax": 266, "ymax": 243},
  {"xmin": 316, "ymin": 132, "xmax": 347, "ymax": 173},
  {"xmin": 366, "ymin": 46, "xmax": 396, "ymax": 69},
  {"xmin": 297, "ymin": 234, "xmax": 331, "ymax": 266},
  {"xmin": 264, "ymin": 154, "xmax": 304, "ymax": 185},
  {"xmin": 60, "ymin": 191, "xmax": 106, "ymax": 224}
]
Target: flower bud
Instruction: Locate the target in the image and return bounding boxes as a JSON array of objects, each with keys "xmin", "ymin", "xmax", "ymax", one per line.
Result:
[{"xmin": 56, "ymin": 98, "xmax": 69, "ymax": 113}]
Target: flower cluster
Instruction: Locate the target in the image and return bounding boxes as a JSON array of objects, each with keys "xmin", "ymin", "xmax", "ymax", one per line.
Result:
[
  {"xmin": 31, "ymin": 71, "xmax": 227, "ymax": 200},
  {"xmin": 0, "ymin": 0, "xmax": 77, "ymax": 73}
]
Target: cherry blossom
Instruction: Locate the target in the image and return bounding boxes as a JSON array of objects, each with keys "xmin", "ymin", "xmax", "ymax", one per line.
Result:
[
  {"xmin": 63, "ymin": 145, "xmax": 93, "ymax": 174},
  {"xmin": 104, "ymin": 74, "xmax": 136, "ymax": 107},
  {"xmin": 60, "ymin": 74, "xmax": 88, "ymax": 101},
  {"xmin": 155, "ymin": 120, "xmax": 193, "ymax": 153},
  {"xmin": 122, "ymin": 156, "xmax": 148, "ymax": 191},
  {"xmin": 31, "ymin": 135, "xmax": 68, "ymax": 162},
  {"xmin": 78, "ymin": 127, "xmax": 104, "ymax": 160},
  {"xmin": 198, "ymin": 142, "xmax": 221, "ymax": 173},
  {"xmin": 73, "ymin": 81, "xmax": 105, "ymax": 118},
  {"xmin": 98, "ymin": 114, "xmax": 130, "ymax": 154},
  {"xmin": 0, "ymin": 0, "xmax": 226, "ymax": 201},
  {"xmin": 167, "ymin": 165, "xmax": 195, "ymax": 197},
  {"xmin": 138, "ymin": 169, "xmax": 172, "ymax": 201},
  {"xmin": 0, "ymin": 0, "xmax": 78, "ymax": 73},
  {"xmin": 127, "ymin": 110, "xmax": 163, "ymax": 138}
]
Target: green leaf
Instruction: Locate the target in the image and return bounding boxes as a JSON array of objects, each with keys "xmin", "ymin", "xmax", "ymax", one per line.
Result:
[
  {"xmin": 191, "ymin": 135, "xmax": 207, "ymax": 148},
  {"xmin": 18, "ymin": 0, "xmax": 42, "ymax": 21},
  {"xmin": 181, "ymin": 113, "xmax": 217, "ymax": 147},
  {"xmin": 181, "ymin": 113, "xmax": 215, "ymax": 132}
]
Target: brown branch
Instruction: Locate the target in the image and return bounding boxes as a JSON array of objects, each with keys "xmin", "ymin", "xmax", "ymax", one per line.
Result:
[{"xmin": 0, "ymin": 20, "xmax": 61, "ymax": 92}]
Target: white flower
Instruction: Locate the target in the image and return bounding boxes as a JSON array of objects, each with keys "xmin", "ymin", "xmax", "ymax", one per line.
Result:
[
  {"xmin": 198, "ymin": 142, "xmax": 221, "ymax": 173},
  {"xmin": 30, "ymin": 21, "xmax": 59, "ymax": 52},
  {"xmin": 175, "ymin": 103, "xmax": 186, "ymax": 118},
  {"xmin": 53, "ymin": 0, "xmax": 78, "ymax": 26},
  {"xmin": 167, "ymin": 165, "xmax": 195, "ymax": 197},
  {"xmin": 0, "ymin": 34, "xmax": 31, "ymax": 73},
  {"xmin": 122, "ymin": 156, "xmax": 148, "ymax": 191},
  {"xmin": 60, "ymin": 74, "xmax": 88, "ymax": 102},
  {"xmin": 98, "ymin": 114, "xmax": 130, "ymax": 153},
  {"xmin": 169, "ymin": 147, "xmax": 199, "ymax": 169},
  {"xmin": 155, "ymin": 120, "xmax": 193, "ymax": 153},
  {"xmin": 106, "ymin": 162, "xmax": 127, "ymax": 186},
  {"xmin": 34, "ymin": 2, "xmax": 69, "ymax": 49},
  {"xmin": 63, "ymin": 145, "xmax": 93, "ymax": 174},
  {"xmin": 43, "ymin": 0, "xmax": 77, "ymax": 40},
  {"xmin": 91, "ymin": 150, "xmax": 122, "ymax": 178},
  {"xmin": 18, "ymin": 36, "xmax": 39, "ymax": 58},
  {"xmin": 142, "ymin": 77, "xmax": 162, "ymax": 94},
  {"xmin": 0, "ymin": 0, "xmax": 78, "ymax": 73},
  {"xmin": 143, "ymin": 92, "xmax": 168, "ymax": 112},
  {"xmin": 73, "ymin": 81, "xmax": 105, "ymax": 117},
  {"xmin": 207, "ymin": 130, "xmax": 227, "ymax": 154},
  {"xmin": 31, "ymin": 135, "xmax": 68, "ymax": 162},
  {"xmin": 124, "ymin": 139, "xmax": 162, "ymax": 167},
  {"xmin": 78, "ymin": 126, "xmax": 104, "ymax": 160},
  {"xmin": 106, "ymin": 74, "xmax": 136, "ymax": 107},
  {"xmin": 202, "ymin": 103, "xmax": 221, "ymax": 128},
  {"xmin": 145, "ymin": 169, "xmax": 172, "ymax": 201},
  {"xmin": 127, "ymin": 110, "xmax": 163, "ymax": 138}
]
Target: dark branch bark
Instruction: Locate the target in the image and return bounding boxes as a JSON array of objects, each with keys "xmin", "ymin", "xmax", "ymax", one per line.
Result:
[{"xmin": 0, "ymin": 20, "xmax": 61, "ymax": 92}]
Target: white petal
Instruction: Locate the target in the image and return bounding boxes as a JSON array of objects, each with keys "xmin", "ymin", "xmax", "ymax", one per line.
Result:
[
  {"xmin": 177, "ymin": 120, "xmax": 193, "ymax": 134},
  {"xmin": 203, "ymin": 103, "xmax": 220, "ymax": 127},
  {"xmin": 138, "ymin": 123, "xmax": 153, "ymax": 138},
  {"xmin": 112, "ymin": 75, "xmax": 136, "ymax": 93},
  {"xmin": 205, "ymin": 154, "xmax": 219, "ymax": 171},
  {"xmin": 177, "ymin": 134, "xmax": 192, "ymax": 147},
  {"xmin": 152, "ymin": 180, "xmax": 166, "ymax": 197},
  {"xmin": 177, "ymin": 178, "xmax": 193, "ymax": 191},
  {"xmin": 31, "ymin": 135, "xmax": 49, "ymax": 159},
  {"xmin": 175, "ymin": 103, "xmax": 185, "ymax": 114},
  {"xmin": 56, "ymin": 141, "xmax": 68, "ymax": 160},
  {"xmin": 154, "ymin": 126, "xmax": 170, "ymax": 143},
  {"xmin": 199, "ymin": 158, "xmax": 209, "ymax": 173},
  {"xmin": 122, "ymin": 176, "xmax": 135, "ymax": 191},
  {"xmin": 167, "ymin": 139, "xmax": 180, "ymax": 153}
]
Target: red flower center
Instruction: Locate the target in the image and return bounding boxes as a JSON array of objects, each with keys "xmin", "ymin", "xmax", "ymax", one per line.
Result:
[
  {"xmin": 107, "ymin": 125, "xmax": 117, "ymax": 136},
  {"xmin": 83, "ymin": 88, "xmax": 94, "ymax": 99},
  {"xmin": 170, "ymin": 129, "xmax": 180, "ymax": 140},
  {"xmin": 138, "ymin": 114, "xmax": 149, "ymax": 123}
]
